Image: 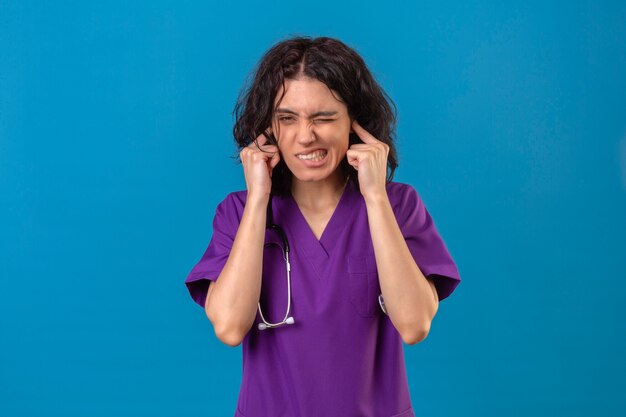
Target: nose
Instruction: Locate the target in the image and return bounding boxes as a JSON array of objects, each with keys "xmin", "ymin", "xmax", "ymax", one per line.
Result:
[{"xmin": 296, "ymin": 120, "xmax": 316, "ymax": 146}]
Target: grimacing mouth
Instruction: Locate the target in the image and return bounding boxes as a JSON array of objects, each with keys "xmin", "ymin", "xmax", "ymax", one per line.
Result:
[{"xmin": 295, "ymin": 151, "xmax": 328, "ymax": 162}]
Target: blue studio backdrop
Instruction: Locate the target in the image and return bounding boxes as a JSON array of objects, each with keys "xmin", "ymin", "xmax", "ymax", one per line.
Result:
[{"xmin": 1, "ymin": 1, "xmax": 625, "ymax": 416}]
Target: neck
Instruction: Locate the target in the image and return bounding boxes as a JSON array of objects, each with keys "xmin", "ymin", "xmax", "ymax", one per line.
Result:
[{"xmin": 290, "ymin": 171, "xmax": 349, "ymax": 210}]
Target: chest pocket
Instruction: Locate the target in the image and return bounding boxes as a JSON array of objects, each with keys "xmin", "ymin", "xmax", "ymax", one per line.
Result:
[{"xmin": 347, "ymin": 255, "xmax": 381, "ymax": 318}]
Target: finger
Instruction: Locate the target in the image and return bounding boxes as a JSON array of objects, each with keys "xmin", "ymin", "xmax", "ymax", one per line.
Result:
[
  {"xmin": 261, "ymin": 127, "xmax": 274, "ymax": 145},
  {"xmin": 252, "ymin": 127, "xmax": 274, "ymax": 148},
  {"xmin": 351, "ymin": 120, "xmax": 379, "ymax": 144},
  {"xmin": 257, "ymin": 144, "xmax": 279, "ymax": 153},
  {"xmin": 250, "ymin": 140, "xmax": 277, "ymax": 155},
  {"xmin": 269, "ymin": 149, "xmax": 281, "ymax": 169},
  {"xmin": 264, "ymin": 146, "xmax": 279, "ymax": 163},
  {"xmin": 348, "ymin": 143, "xmax": 374, "ymax": 150},
  {"xmin": 346, "ymin": 149, "xmax": 360, "ymax": 169},
  {"xmin": 241, "ymin": 146, "xmax": 277, "ymax": 166}
]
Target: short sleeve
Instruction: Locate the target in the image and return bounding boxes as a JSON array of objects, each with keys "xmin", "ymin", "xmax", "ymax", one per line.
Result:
[
  {"xmin": 393, "ymin": 183, "xmax": 461, "ymax": 301},
  {"xmin": 184, "ymin": 193, "xmax": 241, "ymax": 308}
]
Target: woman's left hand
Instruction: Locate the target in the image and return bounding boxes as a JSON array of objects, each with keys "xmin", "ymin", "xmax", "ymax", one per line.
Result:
[{"xmin": 347, "ymin": 120, "xmax": 389, "ymax": 201}]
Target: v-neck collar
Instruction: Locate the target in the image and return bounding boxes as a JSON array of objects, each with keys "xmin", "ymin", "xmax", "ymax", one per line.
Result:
[{"xmin": 285, "ymin": 179, "xmax": 358, "ymax": 280}]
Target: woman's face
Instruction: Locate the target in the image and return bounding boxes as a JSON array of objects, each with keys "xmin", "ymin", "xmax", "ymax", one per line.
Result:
[{"xmin": 271, "ymin": 76, "xmax": 352, "ymax": 184}]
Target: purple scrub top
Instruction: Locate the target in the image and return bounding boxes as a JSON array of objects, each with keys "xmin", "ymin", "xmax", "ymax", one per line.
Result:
[{"xmin": 185, "ymin": 180, "xmax": 461, "ymax": 417}]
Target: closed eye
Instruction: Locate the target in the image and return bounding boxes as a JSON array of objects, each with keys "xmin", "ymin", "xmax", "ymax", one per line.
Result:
[{"xmin": 277, "ymin": 116, "xmax": 335, "ymax": 123}]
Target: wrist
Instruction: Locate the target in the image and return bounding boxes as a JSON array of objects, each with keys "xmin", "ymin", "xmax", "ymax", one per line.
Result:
[
  {"xmin": 363, "ymin": 189, "xmax": 389, "ymax": 207},
  {"xmin": 246, "ymin": 191, "xmax": 270, "ymax": 207}
]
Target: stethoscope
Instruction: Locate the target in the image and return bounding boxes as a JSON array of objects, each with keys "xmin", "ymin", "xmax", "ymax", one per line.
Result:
[
  {"xmin": 257, "ymin": 194, "xmax": 295, "ymax": 330},
  {"xmin": 256, "ymin": 192, "xmax": 389, "ymax": 331}
]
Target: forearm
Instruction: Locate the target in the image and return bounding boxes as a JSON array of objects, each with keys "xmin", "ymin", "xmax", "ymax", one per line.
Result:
[
  {"xmin": 206, "ymin": 193, "xmax": 267, "ymax": 343},
  {"xmin": 364, "ymin": 192, "xmax": 439, "ymax": 343}
]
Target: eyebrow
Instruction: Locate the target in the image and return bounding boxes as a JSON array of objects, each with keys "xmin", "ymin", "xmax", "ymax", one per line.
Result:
[{"xmin": 275, "ymin": 108, "xmax": 339, "ymax": 118}]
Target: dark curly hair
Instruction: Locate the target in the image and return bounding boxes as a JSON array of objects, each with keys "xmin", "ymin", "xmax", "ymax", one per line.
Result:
[{"xmin": 232, "ymin": 35, "xmax": 398, "ymax": 197}]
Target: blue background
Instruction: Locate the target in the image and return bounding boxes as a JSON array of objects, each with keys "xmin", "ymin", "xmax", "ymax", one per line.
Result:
[{"xmin": 1, "ymin": 1, "xmax": 625, "ymax": 416}]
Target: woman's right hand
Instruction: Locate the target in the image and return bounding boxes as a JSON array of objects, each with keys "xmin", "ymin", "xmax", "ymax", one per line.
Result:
[{"xmin": 239, "ymin": 129, "xmax": 280, "ymax": 200}]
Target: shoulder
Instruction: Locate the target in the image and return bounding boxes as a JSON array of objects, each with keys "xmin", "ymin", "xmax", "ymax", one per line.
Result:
[
  {"xmin": 222, "ymin": 189, "xmax": 248, "ymax": 206},
  {"xmin": 385, "ymin": 181, "xmax": 422, "ymax": 207},
  {"xmin": 385, "ymin": 180, "xmax": 416, "ymax": 194},
  {"xmin": 213, "ymin": 189, "xmax": 249, "ymax": 223},
  {"xmin": 383, "ymin": 181, "xmax": 426, "ymax": 225}
]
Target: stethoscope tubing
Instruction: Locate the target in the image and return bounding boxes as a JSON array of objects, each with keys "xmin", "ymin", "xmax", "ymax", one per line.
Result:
[
  {"xmin": 256, "ymin": 192, "xmax": 388, "ymax": 330},
  {"xmin": 257, "ymin": 194, "xmax": 295, "ymax": 330}
]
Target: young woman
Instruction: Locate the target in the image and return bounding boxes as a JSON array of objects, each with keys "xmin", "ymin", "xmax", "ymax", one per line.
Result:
[{"xmin": 185, "ymin": 36, "xmax": 461, "ymax": 417}]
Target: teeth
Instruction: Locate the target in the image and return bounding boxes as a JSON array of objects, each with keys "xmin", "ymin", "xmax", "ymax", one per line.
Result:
[{"xmin": 297, "ymin": 150, "xmax": 327, "ymax": 161}]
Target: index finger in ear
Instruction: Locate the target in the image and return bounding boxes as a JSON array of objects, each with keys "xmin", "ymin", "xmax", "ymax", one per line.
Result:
[
  {"xmin": 254, "ymin": 128, "xmax": 274, "ymax": 148},
  {"xmin": 351, "ymin": 120, "xmax": 378, "ymax": 144}
]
